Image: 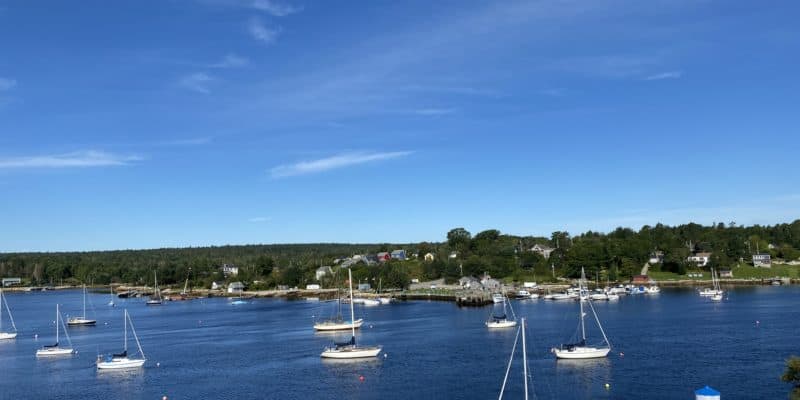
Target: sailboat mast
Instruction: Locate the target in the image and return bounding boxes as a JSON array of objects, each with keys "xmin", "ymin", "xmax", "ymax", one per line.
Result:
[
  {"xmin": 580, "ymin": 268, "xmax": 586, "ymax": 341},
  {"xmin": 348, "ymin": 268, "xmax": 356, "ymax": 340},
  {"xmin": 124, "ymin": 309, "xmax": 128, "ymax": 351},
  {"xmin": 0, "ymin": 289, "xmax": 3, "ymax": 331},
  {"xmin": 83, "ymin": 284, "xmax": 87, "ymax": 318},
  {"xmin": 56, "ymin": 304, "xmax": 60, "ymax": 343},
  {"xmin": 521, "ymin": 318, "xmax": 529, "ymax": 400}
]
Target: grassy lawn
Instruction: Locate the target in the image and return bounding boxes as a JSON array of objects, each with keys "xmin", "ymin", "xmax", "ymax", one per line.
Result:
[{"xmin": 648, "ymin": 263, "xmax": 799, "ymax": 281}]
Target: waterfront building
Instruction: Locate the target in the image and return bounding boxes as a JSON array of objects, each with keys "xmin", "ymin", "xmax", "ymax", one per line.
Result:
[
  {"xmin": 688, "ymin": 252, "xmax": 712, "ymax": 267},
  {"xmin": 719, "ymin": 270, "xmax": 733, "ymax": 278},
  {"xmin": 227, "ymin": 282, "xmax": 245, "ymax": 294},
  {"xmin": 390, "ymin": 250, "xmax": 406, "ymax": 260},
  {"xmin": 530, "ymin": 244, "xmax": 555, "ymax": 259},
  {"xmin": 221, "ymin": 263, "xmax": 239, "ymax": 276},
  {"xmin": 752, "ymin": 253, "xmax": 771, "ymax": 268}
]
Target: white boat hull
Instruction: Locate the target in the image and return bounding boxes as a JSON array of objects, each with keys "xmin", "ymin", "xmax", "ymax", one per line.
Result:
[
  {"xmin": 36, "ymin": 347, "xmax": 74, "ymax": 357},
  {"xmin": 553, "ymin": 346, "xmax": 610, "ymax": 359},
  {"xmin": 486, "ymin": 320, "xmax": 517, "ymax": 329},
  {"xmin": 362, "ymin": 299, "xmax": 380, "ymax": 306},
  {"xmin": 67, "ymin": 318, "xmax": 96, "ymax": 326},
  {"xmin": 314, "ymin": 319, "xmax": 364, "ymax": 331},
  {"xmin": 377, "ymin": 297, "xmax": 391, "ymax": 305},
  {"xmin": 710, "ymin": 294, "xmax": 723, "ymax": 302},
  {"xmin": 97, "ymin": 357, "xmax": 145, "ymax": 370},
  {"xmin": 606, "ymin": 294, "xmax": 620, "ymax": 301},
  {"xmin": 320, "ymin": 345, "xmax": 382, "ymax": 359},
  {"xmin": 529, "ymin": 294, "xmax": 540, "ymax": 299},
  {"xmin": 0, "ymin": 332, "xmax": 17, "ymax": 340}
]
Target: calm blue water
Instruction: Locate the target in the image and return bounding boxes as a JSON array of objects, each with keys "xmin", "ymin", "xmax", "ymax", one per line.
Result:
[{"xmin": 0, "ymin": 286, "xmax": 797, "ymax": 399}]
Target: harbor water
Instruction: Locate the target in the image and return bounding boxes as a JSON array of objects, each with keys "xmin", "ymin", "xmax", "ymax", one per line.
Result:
[{"xmin": 0, "ymin": 286, "xmax": 797, "ymax": 399}]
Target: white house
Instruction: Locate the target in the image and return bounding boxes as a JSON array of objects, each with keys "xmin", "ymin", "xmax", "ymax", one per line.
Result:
[
  {"xmin": 315, "ymin": 266, "xmax": 333, "ymax": 281},
  {"xmin": 227, "ymin": 281, "xmax": 245, "ymax": 294},
  {"xmin": 424, "ymin": 252, "xmax": 435, "ymax": 262},
  {"xmin": 530, "ymin": 244, "xmax": 555, "ymax": 259},
  {"xmin": 459, "ymin": 276, "xmax": 481, "ymax": 289},
  {"xmin": 753, "ymin": 253, "xmax": 771, "ymax": 268},
  {"xmin": 688, "ymin": 252, "xmax": 712, "ymax": 267},
  {"xmin": 221, "ymin": 263, "xmax": 239, "ymax": 277},
  {"xmin": 449, "ymin": 251, "xmax": 458, "ymax": 259},
  {"xmin": 648, "ymin": 251, "xmax": 664, "ymax": 264}
]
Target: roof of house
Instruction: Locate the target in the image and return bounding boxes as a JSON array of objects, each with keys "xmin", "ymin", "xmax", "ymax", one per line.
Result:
[
  {"xmin": 316, "ymin": 266, "xmax": 332, "ymax": 272},
  {"xmin": 391, "ymin": 249, "xmax": 405, "ymax": 255},
  {"xmin": 377, "ymin": 252, "xmax": 390, "ymax": 257},
  {"xmin": 532, "ymin": 244, "xmax": 555, "ymax": 251},
  {"xmin": 229, "ymin": 282, "xmax": 245, "ymax": 288},
  {"xmin": 692, "ymin": 252, "xmax": 713, "ymax": 257}
]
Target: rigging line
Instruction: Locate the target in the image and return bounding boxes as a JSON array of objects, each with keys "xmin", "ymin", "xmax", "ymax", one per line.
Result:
[{"xmin": 498, "ymin": 324, "xmax": 521, "ymax": 400}]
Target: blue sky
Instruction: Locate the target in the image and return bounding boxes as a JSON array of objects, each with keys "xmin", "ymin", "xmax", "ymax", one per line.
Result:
[{"xmin": 1, "ymin": 0, "xmax": 799, "ymax": 252}]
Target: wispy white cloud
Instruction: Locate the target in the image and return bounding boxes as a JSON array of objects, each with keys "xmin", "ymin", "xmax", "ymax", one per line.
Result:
[
  {"xmin": 248, "ymin": 17, "xmax": 280, "ymax": 44},
  {"xmin": 179, "ymin": 72, "xmax": 213, "ymax": 93},
  {"xmin": 0, "ymin": 150, "xmax": 141, "ymax": 169},
  {"xmin": 412, "ymin": 108, "xmax": 455, "ymax": 116},
  {"xmin": 248, "ymin": 216, "xmax": 272, "ymax": 223},
  {"xmin": 252, "ymin": 0, "xmax": 301, "ymax": 16},
  {"xmin": 547, "ymin": 55, "xmax": 658, "ymax": 79},
  {"xmin": 270, "ymin": 151, "xmax": 413, "ymax": 178},
  {"xmin": 644, "ymin": 71, "xmax": 683, "ymax": 81},
  {"xmin": 0, "ymin": 77, "xmax": 16, "ymax": 91},
  {"xmin": 210, "ymin": 54, "xmax": 250, "ymax": 68}
]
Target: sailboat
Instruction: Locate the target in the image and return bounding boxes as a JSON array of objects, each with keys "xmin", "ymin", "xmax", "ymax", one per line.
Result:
[
  {"xmin": 97, "ymin": 309, "xmax": 146, "ymax": 369},
  {"xmin": 486, "ymin": 294, "xmax": 517, "ymax": 329},
  {"xmin": 498, "ymin": 318, "xmax": 532, "ymax": 399},
  {"xmin": 320, "ymin": 268, "xmax": 381, "ymax": 359},
  {"xmin": 314, "ymin": 278, "xmax": 364, "ymax": 331},
  {"xmin": 146, "ymin": 271, "xmax": 162, "ymax": 305},
  {"xmin": 0, "ymin": 288, "xmax": 18, "ymax": 340},
  {"xmin": 67, "ymin": 284, "xmax": 97, "ymax": 326},
  {"xmin": 107, "ymin": 285, "xmax": 116, "ymax": 307},
  {"xmin": 710, "ymin": 269, "xmax": 723, "ymax": 302},
  {"xmin": 376, "ymin": 278, "xmax": 392, "ymax": 305},
  {"xmin": 551, "ymin": 267, "xmax": 611, "ymax": 359},
  {"xmin": 36, "ymin": 304, "xmax": 75, "ymax": 357}
]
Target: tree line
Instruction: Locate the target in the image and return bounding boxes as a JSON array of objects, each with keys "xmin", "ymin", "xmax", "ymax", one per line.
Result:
[{"xmin": 1, "ymin": 220, "xmax": 799, "ymax": 288}]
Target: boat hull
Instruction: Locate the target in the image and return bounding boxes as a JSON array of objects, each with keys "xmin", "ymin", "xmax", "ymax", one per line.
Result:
[
  {"xmin": 314, "ymin": 319, "xmax": 364, "ymax": 331},
  {"xmin": 320, "ymin": 345, "xmax": 381, "ymax": 359},
  {"xmin": 377, "ymin": 297, "xmax": 391, "ymax": 305},
  {"xmin": 553, "ymin": 346, "xmax": 610, "ymax": 359},
  {"xmin": 36, "ymin": 347, "xmax": 74, "ymax": 357},
  {"xmin": 67, "ymin": 318, "xmax": 96, "ymax": 326},
  {"xmin": 97, "ymin": 357, "xmax": 146, "ymax": 370},
  {"xmin": 0, "ymin": 332, "xmax": 17, "ymax": 340},
  {"xmin": 486, "ymin": 320, "xmax": 517, "ymax": 329},
  {"xmin": 362, "ymin": 299, "xmax": 380, "ymax": 306},
  {"xmin": 146, "ymin": 300, "xmax": 162, "ymax": 306}
]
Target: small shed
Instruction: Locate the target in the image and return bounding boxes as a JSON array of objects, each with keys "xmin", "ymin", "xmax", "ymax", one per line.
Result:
[
  {"xmin": 227, "ymin": 282, "xmax": 245, "ymax": 294},
  {"xmin": 306, "ymin": 284, "xmax": 321, "ymax": 290},
  {"xmin": 358, "ymin": 283, "xmax": 371, "ymax": 291},
  {"xmin": 632, "ymin": 275, "xmax": 650, "ymax": 285},
  {"xmin": 719, "ymin": 270, "xmax": 733, "ymax": 278},
  {"xmin": 424, "ymin": 252, "xmax": 435, "ymax": 262}
]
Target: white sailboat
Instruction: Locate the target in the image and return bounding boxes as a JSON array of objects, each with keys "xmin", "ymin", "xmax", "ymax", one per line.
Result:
[
  {"xmin": 320, "ymin": 268, "xmax": 381, "ymax": 359},
  {"xmin": 376, "ymin": 278, "xmax": 392, "ymax": 304},
  {"xmin": 97, "ymin": 309, "xmax": 146, "ymax": 369},
  {"xmin": 552, "ymin": 267, "xmax": 611, "ymax": 359},
  {"xmin": 68, "ymin": 284, "xmax": 97, "ymax": 326},
  {"xmin": 710, "ymin": 269, "xmax": 723, "ymax": 302},
  {"xmin": 36, "ymin": 304, "xmax": 75, "ymax": 357},
  {"xmin": 146, "ymin": 270, "xmax": 162, "ymax": 305},
  {"xmin": 107, "ymin": 285, "xmax": 116, "ymax": 307},
  {"xmin": 0, "ymin": 288, "xmax": 18, "ymax": 340},
  {"xmin": 498, "ymin": 318, "xmax": 532, "ymax": 399},
  {"xmin": 314, "ymin": 285, "xmax": 364, "ymax": 331},
  {"xmin": 486, "ymin": 294, "xmax": 517, "ymax": 329}
]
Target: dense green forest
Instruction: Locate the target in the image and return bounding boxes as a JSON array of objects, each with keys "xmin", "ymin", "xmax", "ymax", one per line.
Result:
[{"xmin": 2, "ymin": 220, "xmax": 799, "ymax": 290}]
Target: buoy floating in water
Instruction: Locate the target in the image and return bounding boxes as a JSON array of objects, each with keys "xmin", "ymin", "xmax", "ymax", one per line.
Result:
[
  {"xmin": 359, "ymin": 375, "xmax": 365, "ymax": 382},
  {"xmin": 157, "ymin": 362, "xmax": 161, "ymax": 367},
  {"xmin": 605, "ymin": 383, "xmax": 610, "ymax": 390},
  {"xmin": 384, "ymin": 353, "xmax": 388, "ymax": 358}
]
